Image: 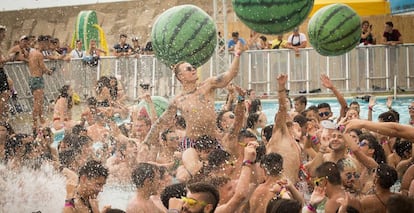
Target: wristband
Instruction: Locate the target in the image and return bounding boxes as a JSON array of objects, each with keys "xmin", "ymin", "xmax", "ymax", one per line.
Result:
[
  {"xmin": 368, "ymin": 105, "xmax": 374, "ymax": 111},
  {"xmin": 381, "ymin": 140, "xmax": 388, "ymax": 145},
  {"xmin": 311, "ymin": 135, "xmax": 320, "ymax": 145},
  {"xmin": 234, "ymin": 52, "xmax": 241, "ymax": 57},
  {"xmin": 337, "ymin": 125, "xmax": 345, "ymax": 133},
  {"xmin": 242, "ymin": 159, "xmax": 253, "ymax": 166},
  {"xmin": 307, "ymin": 203, "xmax": 317, "ymax": 212},
  {"xmin": 237, "ymin": 95, "xmax": 245, "ymax": 103}
]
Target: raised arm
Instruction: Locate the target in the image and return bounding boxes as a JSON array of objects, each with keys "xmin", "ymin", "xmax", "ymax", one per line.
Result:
[
  {"xmin": 215, "ymin": 142, "xmax": 257, "ymax": 213},
  {"xmin": 209, "ymin": 41, "xmax": 243, "ymax": 89},
  {"xmin": 321, "ymin": 74, "xmax": 347, "ymax": 119},
  {"xmin": 344, "ymin": 133, "xmax": 378, "ymax": 170},
  {"xmin": 345, "ymin": 119, "xmax": 414, "ymax": 142},
  {"xmin": 273, "ymin": 74, "xmax": 289, "ymax": 134}
]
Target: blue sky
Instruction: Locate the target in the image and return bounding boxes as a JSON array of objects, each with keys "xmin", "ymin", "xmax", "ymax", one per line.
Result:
[{"xmin": 1, "ymin": 0, "xmax": 130, "ymax": 11}]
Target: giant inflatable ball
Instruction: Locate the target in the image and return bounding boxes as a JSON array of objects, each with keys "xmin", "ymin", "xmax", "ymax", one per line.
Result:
[
  {"xmin": 232, "ymin": 0, "xmax": 314, "ymax": 35},
  {"xmin": 151, "ymin": 5, "xmax": 217, "ymax": 68},
  {"xmin": 308, "ymin": 3, "xmax": 361, "ymax": 56}
]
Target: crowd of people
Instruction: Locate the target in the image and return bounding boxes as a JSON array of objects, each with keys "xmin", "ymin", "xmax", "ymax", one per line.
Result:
[
  {"xmin": 225, "ymin": 21, "xmax": 403, "ymax": 55},
  {"xmin": 0, "ymin": 19, "xmax": 413, "ymax": 213}
]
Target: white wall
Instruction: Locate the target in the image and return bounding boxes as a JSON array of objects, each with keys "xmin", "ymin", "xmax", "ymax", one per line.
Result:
[{"xmin": 0, "ymin": 0, "xmax": 130, "ymax": 12}]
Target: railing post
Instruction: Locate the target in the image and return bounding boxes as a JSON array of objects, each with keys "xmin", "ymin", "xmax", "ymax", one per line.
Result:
[
  {"xmin": 133, "ymin": 58, "xmax": 138, "ymax": 99},
  {"xmin": 248, "ymin": 53, "xmax": 252, "ymax": 89},
  {"xmin": 385, "ymin": 47, "xmax": 389, "ymax": 90},
  {"xmin": 366, "ymin": 47, "xmax": 370, "ymax": 91},
  {"xmin": 345, "ymin": 52, "xmax": 349, "ymax": 91},
  {"xmin": 287, "ymin": 51, "xmax": 291, "ymax": 90},
  {"xmin": 406, "ymin": 46, "xmax": 410, "ymax": 89},
  {"xmin": 266, "ymin": 51, "xmax": 270, "ymax": 96},
  {"xmin": 152, "ymin": 57, "xmax": 156, "ymax": 96},
  {"xmin": 305, "ymin": 50, "xmax": 310, "ymax": 94}
]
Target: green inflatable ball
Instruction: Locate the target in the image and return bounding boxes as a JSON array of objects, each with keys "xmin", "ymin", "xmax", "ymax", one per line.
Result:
[
  {"xmin": 308, "ymin": 3, "xmax": 361, "ymax": 56},
  {"xmin": 151, "ymin": 5, "xmax": 217, "ymax": 68},
  {"xmin": 136, "ymin": 96, "xmax": 169, "ymax": 118},
  {"xmin": 232, "ymin": 0, "xmax": 314, "ymax": 35}
]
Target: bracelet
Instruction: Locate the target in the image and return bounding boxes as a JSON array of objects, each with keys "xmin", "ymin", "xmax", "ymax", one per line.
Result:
[
  {"xmin": 368, "ymin": 105, "xmax": 374, "ymax": 111},
  {"xmin": 167, "ymin": 209, "xmax": 181, "ymax": 213},
  {"xmin": 381, "ymin": 140, "xmax": 388, "ymax": 145},
  {"xmin": 311, "ymin": 135, "xmax": 320, "ymax": 145},
  {"xmin": 234, "ymin": 52, "xmax": 241, "ymax": 57},
  {"xmin": 242, "ymin": 159, "xmax": 254, "ymax": 166},
  {"xmin": 337, "ymin": 125, "xmax": 345, "ymax": 133},
  {"xmin": 237, "ymin": 95, "xmax": 245, "ymax": 103},
  {"xmin": 307, "ymin": 203, "xmax": 317, "ymax": 212}
]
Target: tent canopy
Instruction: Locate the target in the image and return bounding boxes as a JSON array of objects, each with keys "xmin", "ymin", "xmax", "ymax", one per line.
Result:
[{"xmin": 310, "ymin": 0, "xmax": 391, "ymax": 16}]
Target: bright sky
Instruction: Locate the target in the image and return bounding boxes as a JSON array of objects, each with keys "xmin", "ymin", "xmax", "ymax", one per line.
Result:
[{"xmin": 0, "ymin": 0, "xmax": 130, "ymax": 12}]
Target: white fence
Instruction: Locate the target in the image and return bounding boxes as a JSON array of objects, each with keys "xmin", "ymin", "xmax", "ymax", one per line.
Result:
[{"xmin": 4, "ymin": 44, "xmax": 414, "ymax": 112}]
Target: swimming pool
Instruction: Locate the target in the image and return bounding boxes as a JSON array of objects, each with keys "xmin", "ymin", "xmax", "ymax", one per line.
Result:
[{"xmin": 215, "ymin": 96, "xmax": 414, "ymax": 125}]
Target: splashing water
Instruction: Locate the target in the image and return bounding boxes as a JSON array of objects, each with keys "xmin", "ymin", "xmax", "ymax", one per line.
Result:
[{"xmin": 0, "ymin": 163, "xmax": 66, "ymax": 212}]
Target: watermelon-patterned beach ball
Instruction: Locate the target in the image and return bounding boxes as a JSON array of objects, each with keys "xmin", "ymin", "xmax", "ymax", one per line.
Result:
[
  {"xmin": 308, "ymin": 3, "xmax": 361, "ymax": 56},
  {"xmin": 151, "ymin": 5, "xmax": 217, "ymax": 68},
  {"xmin": 232, "ymin": 0, "xmax": 314, "ymax": 35}
]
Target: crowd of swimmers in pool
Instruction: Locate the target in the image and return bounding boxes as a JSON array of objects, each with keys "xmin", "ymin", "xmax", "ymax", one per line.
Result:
[{"xmin": 1, "ymin": 34, "xmax": 414, "ymax": 213}]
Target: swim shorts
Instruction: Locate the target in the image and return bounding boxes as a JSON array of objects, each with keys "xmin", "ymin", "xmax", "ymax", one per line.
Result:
[{"xmin": 29, "ymin": 76, "xmax": 45, "ymax": 92}]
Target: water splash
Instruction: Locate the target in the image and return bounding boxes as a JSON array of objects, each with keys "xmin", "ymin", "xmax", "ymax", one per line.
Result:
[{"xmin": 0, "ymin": 163, "xmax": 66, "ymax": 212}]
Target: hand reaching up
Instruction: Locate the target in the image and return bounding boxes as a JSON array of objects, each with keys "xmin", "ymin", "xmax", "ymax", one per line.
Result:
[
  {"xmin": 321, "ymin": 74, "xmax": 334, "ymax": 90},
  {"xmin": 277, "ymin": 74, "xmax": 288, "ymax": 88}
]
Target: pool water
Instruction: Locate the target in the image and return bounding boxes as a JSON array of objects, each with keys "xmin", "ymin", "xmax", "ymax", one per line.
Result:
[{"xmin": 215, "ymin": 96, "xmax": 414, "ymax": 125}]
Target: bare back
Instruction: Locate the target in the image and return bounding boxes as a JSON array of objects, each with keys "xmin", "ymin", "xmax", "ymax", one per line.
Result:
[{"xmin": 28, "ymin": 49, "xmax": 47, "ymax": 77}]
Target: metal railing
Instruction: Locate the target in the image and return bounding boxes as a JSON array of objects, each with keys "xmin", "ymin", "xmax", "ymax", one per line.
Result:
[{"xmin": 4, "ymin": 44, "xmax": 414, "ymax": 112}]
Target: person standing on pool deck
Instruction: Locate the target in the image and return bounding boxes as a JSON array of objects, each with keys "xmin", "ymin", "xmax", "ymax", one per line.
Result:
[
  {"xmin": 143, "ymin": 41, "xmax": 244, "ymax": 152},
  {"xmin": 28, "ymin": 35, "xmax": 55, "ymax": 132}
]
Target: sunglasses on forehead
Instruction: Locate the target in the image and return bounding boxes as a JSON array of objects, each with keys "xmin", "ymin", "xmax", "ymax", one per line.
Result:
[
  {"xmin": 313, "ymin": 176, "xmax": 326, "ymax": 186},
  {"xmin": 319, "ymin": 111, "xmax": 330, "ymax": 117},
  {"xmin": 358, "ymin": 140, "xmax": 368, "ymax": 147}
]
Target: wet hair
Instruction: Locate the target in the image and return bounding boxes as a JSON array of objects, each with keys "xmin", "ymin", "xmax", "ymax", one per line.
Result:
[
  {"xmin": 175, "ymin": 114, "xmax": 186, "ymax": 129},
  {"xmin": 238, "ymin": 128, "xmax": 257, "ymax": 141},
  {"xmin": 109, "ymin": 76, "xmax": 118, "ymax": 101},
  {"xmin": 386, "ymin": 194, "xmax": 414, "ymax": 213},
  {"xmin": 194, "ymin": 135, "xmax": 219, "ymax": 151},
  {"xmin": 261, "ymin": 153, "xmax": 283, "ymax": 176},
  {"xmin": 216, "ymin": 110, "xmax": 230, "ymax": 131},
  {"xmin": 186, "ymin": 182, "xmax": 220, "ymax": 211},
  {"xmin": 261, "ymin": 124, "xmax": 274, "ymax": 142},
  {"xmin": 87, "ymin": 97, "xmax": 97, "ymax": 106},
  {"xmin": 161, "ymin": 128, "xmax": 173, "ymax": 142},
  {"xmin": 293, "ymin": 95, "xmax": 307, "ymax": 106},
  {"xmin": 208, "ymin": 149, "xmax": 231, "ymax": 169},
  {"xmin": 249, "ymin": 99, "xmax": 262, "ymax": 114},
  {"xmin": 266, "ymin": 198, "xmax": 301, "ymax": 213},
  {"xmin": 376, "ymin": 164, "xmax": 398, "ymax": 189},
  {"xmin": 315, "ymin": 162, "xmax": 342, "ymax": 185},
  {"xmin": 293, "ymin": 114, "xmax": 308, "ymax": 128},
  {"xmin": 246, "ymin": 112, "xmax": 260, "ymax": 128},
  {"xmin": 72, "ymin": 124, "xmax": 86, "ymax": 135},
  {"xmin": 78, "ymin": 160, "xmax": 108, "ymax": 179},
  {"xmin": 4, "ymin": 133, "xmax": 26, "ymax": 162},
  {"xmin": 256, "ymin": 142, "xmax": 267, "ymax": 163},
  {"xmin": 386, "ymin": 21, "xmax": 393, "ymax": 28},
  {"xmin": 131, "ymin": 163, "xmax": 158, "ymax": 188},
  {"xmin": 317, "ymin": 102, "xmax": 331, "ymax": 110},
  {"xmin": 0, "ymin": 121, "xmax": 15, "ymax": 135},
  {"xmin": 359, "ymin": 132, "xmax": 387, "ymax": 164},
  {"xmin": 159, "ymin": 166, "xmax": 169, "ymax": 180},
  {"xmin": 378, "ymin": 110, "xmax": 399, "ymax": 123},
  {"xmin": 348, "ymin": 129, "xmax": 362, "ymax": 137},
  {"xmin": 337, "ymin": 158, "xmax": 357, "ymax": 172},
  {"xmin": 59, "ymin": 148, "xmax": 80, "ymax": 168},
  {"xmin": 96, "ymin": 76, "xmax": 111, "ymax": 95},
  {"xmin": 393, "ymin": 140, "xmax": 412, "ymax": 158},
  {"xmin": 160, "ymin": 183, "xmax": 187, "ymax": 209}
]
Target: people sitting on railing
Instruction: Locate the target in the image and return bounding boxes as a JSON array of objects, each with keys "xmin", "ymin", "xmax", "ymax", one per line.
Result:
[
  {"xmin": 360, "ymin": 20, "xmax": 376, "ymax": 45},
  {"xmin": 382, "ymin": 21, "xmax": 403, "ymax": 46},
  {"xmin": 113, "ymin": 33, "xmax": 132, "ymax": 57},
  {"xmin": 7, "ymin": 35, "xmax": 30, "ymax": 62},
  {"xmin": 247, "ymin": 31, "xmax": 270, "ymax": 50},
  {"xmin": 286, "ymin": 27, "xmax": 307, "ymax": 56},
  {"xmin": 270, "ymin": 34, "xmax": 288, "ymax": 49},
  {"xmin": 131, "ymin": 36, "xmax": 143, "ymax": 57}
]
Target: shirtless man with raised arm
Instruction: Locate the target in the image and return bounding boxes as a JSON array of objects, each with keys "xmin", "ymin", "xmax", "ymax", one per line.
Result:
[
  {"xmin": 28, "ymin": 35, "xmax": 54, "ymax": 132},
  {"xmin": 143, "ymin": 42, "xmax": 244, "ymax": 153},
  {"xmin": 266, "ymin": 74, "xmax": 301, "ymax": 184}
]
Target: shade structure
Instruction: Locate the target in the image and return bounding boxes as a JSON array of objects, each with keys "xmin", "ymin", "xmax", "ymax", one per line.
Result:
[{"xmin": 310, "ymin": 0, "xmax": 391, "ymax": 16}]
